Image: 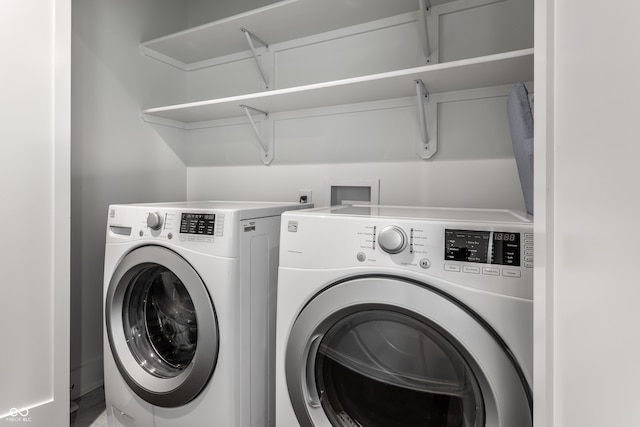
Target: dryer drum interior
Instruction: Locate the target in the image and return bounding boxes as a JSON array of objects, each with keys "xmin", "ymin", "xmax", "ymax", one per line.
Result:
[
  {"xmin": 314, "ymin": 310, "xmax": 483, "ymax": 427},
  {"xmin": 285, "ymin": 276, "xmax": 532, "ymax": 427}
]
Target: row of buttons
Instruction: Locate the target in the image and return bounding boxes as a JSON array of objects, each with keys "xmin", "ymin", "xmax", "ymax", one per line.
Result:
[
  {"xmin": 523, "ymin": 232, "xmax": 534, "ymax": 268},
  {"xmin": 444, "ymin": 264, "xmax": 522, "ymax": 278},
  {"xmin": 179, "ymin": 236, "xmax": 214, "ymax": 243},
  {"xmin": 215, "ymin": 214, "xmax": 225, "ymax": 237}
]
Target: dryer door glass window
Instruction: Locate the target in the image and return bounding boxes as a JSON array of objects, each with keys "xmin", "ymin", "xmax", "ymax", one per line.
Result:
[
  {"xmin": 315, "ymin": 310, "xmax": 484, "ymax": 427},
  {"xmin": 123, "ymin": 263, "xmax": 197, "ymax": 378}
]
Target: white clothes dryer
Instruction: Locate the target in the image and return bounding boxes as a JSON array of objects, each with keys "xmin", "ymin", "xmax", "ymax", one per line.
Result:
[
  {"xmin": 275, "ymin": 205, "xmax": 533, "ymax": 427},
  {"xmin": 103, "ymin": 201, "xmax": 310, "ymax": 427}
]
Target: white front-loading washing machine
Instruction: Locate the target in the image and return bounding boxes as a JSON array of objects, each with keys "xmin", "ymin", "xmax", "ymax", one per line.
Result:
[
  {"xmin": 275, "ymin": 205, "xmax": 533, "ymax": 427},
  {"xmin": 103, "ymin": 201, "xmax": 310, "ymax": 427}
]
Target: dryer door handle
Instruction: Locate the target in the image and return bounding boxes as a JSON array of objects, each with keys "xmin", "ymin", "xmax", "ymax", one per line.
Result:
[{"xmin": 305, "ymin": 335, "xmax": 323, "ymax": 408}]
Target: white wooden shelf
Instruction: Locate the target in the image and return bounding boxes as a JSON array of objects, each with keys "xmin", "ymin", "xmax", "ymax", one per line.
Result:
[
  {"xmin": 141, "ymin": 0, "xmax": 457, "ymax": 69},
  {"xmin": 142, "ymin": 48, "xmax": 534, "ymax": 126},
  {"xmin": 141, "ymin": 0, "xmax": 532, "ymax": 163}
]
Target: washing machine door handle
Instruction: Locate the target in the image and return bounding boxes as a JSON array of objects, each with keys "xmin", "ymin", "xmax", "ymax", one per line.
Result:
[{"xmin": 305, "ymin": 335, "xmax": 323, "ymax": 408}]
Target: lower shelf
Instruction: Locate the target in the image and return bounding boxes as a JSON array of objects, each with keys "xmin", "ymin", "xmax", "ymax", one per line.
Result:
[{"xmin": 142, "ymin": 49, "xmax": 533, "ymax": 126}]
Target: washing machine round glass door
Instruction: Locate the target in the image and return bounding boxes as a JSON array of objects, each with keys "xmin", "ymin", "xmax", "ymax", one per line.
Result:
[
  {"xmin": 285, "ymin": 275, "xmax": 532, "ymax": 427},
  {"xmin": 105, "ymin": 245, "xmax": 219, "ymax": 408}
]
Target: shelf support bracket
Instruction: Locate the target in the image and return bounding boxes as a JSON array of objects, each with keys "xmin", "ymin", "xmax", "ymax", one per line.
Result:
[
  {"xmin": 417, "ymin": 0, "xmax": 432, "ymax": 63},
  {"xmin": 415, "ymin": 79, "xmax": 437, "ymax": 159},
  {"xmin": 240, "ymin": 104, "xmax": 274, "ymax": 165},
  {"xmin": 241, "ymin": 28, "xmax": 270, "ymax": 89}
]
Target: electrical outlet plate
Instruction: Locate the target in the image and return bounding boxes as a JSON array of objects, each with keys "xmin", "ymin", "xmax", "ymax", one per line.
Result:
[{"xmin": 298, "ymin": 189, "xmax": 312, "ymax": 204}]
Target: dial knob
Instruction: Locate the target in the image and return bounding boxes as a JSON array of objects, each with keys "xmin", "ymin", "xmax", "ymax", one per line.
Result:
[
  {"xmin": 378, "ymin": 226, "xmax": 407, "ymax": 254},
  {"xmin": 146, "ymin": 212, "xmax": 163, "ymax": 231}
]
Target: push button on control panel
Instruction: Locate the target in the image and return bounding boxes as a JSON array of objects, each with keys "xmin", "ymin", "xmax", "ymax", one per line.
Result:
[
  {"xmin": 502, "ymin": 269, "xmax": 522, "ymax": 278},
  {"xmin": 482, "ymin": 267, "xmax": 501, "ymax": 276}
]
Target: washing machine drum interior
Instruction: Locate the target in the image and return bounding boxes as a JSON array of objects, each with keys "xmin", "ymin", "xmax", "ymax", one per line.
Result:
[
  {"xmin": 315, "ymin": 310, "xmax": 483, "ymax": 427},
  {"xmin": 123, "ymin": 265, "xmax": 198, "ymax": 377},
  {"xmin": 106, "ymin": 246, "xmax": 219, "ymax": 407}
]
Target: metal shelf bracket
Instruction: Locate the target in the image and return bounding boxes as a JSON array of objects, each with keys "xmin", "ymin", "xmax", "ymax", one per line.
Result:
[
  {"xmin": 415, "ymin": 79, "xmax": 437, "ymax": 159},
  {"xmin": 240, "ymin": 104, "xmax": 274, "ymax": 165},
  {"xmin": 241, "ymin": 28, "xmax": 270, "ymax": 88},
  {"xmin": 417, "ymin": 0, "xmax": 432, "ymax": 63}
]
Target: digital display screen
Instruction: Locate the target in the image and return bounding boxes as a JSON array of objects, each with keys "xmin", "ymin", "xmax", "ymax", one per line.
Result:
[
  {"xmin": 180, "ymin": 213, "xmax": 216, "ymax": 235},
  {"xmin": 445, "ymin": 229, "xmax": 520, "ymax": 266}
]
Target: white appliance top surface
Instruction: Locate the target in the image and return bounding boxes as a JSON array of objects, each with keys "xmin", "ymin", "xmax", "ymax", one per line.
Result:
[
  {"xmin": 130, "ymin": 200, "xmax": 300, "ymax": 210},
  {"xmin": 112, "ymin": 200, "xmax": 310, "ymax": 219},
  {"xmin": 296, "ymin": 205, "xmax": 532, "ymax": 224}
]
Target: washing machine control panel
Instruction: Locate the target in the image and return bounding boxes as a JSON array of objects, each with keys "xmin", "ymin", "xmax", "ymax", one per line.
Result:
[{"xmin": 108, "ymin": 207, "xmax": 226, "ymax": 245}]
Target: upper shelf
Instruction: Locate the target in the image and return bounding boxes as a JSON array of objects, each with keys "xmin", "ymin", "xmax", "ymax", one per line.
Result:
[
  {"xmin": 141, "ymin": 0, "xmax": 456, "ymax": 69},
  {"xmin": 142, "ymin": 48, "xmax": 534, "ymax": 126}
]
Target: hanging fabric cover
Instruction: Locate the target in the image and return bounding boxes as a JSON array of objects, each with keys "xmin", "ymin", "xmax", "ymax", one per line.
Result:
[{"xmin": 507, "ymin": 82, "xmax": 534, "ymax": 216}]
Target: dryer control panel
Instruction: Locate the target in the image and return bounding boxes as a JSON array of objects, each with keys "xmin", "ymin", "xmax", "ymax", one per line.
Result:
[
  {"xmin": 445, "ymin": 229, "xmax": 522, "ymax": 266},
  {"xmin": 280, "ymin": 206, "xmax": 534, "ymax": 299},
  {"xmin": 441, "ymin": 228, "xmax": 534, "ymax": 282}
]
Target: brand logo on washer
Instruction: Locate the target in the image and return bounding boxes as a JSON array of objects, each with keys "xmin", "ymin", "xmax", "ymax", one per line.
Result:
[
  {"xmin": 287, "ymin": 221, "xmax": 298, "ymax": 232},
  {"xmin": 243, "ymin": 222, "xmax": 256, "ymax": 232}
]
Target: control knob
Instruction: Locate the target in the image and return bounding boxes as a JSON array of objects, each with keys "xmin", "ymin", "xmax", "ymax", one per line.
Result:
[
  {"xmin": 146, "ymin": 212, "xmax": 163, "ymax": 231},
  {"xmin": 378, "ymin": 226, "xmax": 407, "ymax": 254}
]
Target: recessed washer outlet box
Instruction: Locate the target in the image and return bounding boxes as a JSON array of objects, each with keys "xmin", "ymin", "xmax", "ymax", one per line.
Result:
[
  {"xmin": 298, "ymin": 189, "xmax": 312, "ymax": 204},
  {"xmin": 328, "ymin": 178, "xmax": 380, "ymax": 206}
]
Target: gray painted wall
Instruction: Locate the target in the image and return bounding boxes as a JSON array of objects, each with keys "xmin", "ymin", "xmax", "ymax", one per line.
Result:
[
  {"xmin": 70, "ymin": 0, "xmax": 189, "ymax": 397},
  {"xmin": 187, "ymin": 0, "xmax": 280, "ymax": 27}
]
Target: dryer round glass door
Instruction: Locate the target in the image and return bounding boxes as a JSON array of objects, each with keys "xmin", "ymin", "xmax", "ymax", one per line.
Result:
[
  {"xmin": 105, "ymin": 246, "xmax": 219, "ymax": 408},
  {"xmin": 285, "ymin": 275, "xmax": 532, "ymax": 427},
  {"xmin": 315, "ymin": 310, "xmax": 483, "ymax": 426}
]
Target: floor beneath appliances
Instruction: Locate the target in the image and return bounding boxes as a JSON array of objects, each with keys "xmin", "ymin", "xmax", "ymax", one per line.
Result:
[{"xmin": 70, "ymin": 386, "xmax": 107, "ymax": 427}]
